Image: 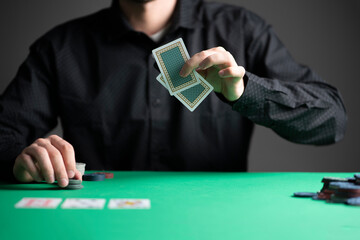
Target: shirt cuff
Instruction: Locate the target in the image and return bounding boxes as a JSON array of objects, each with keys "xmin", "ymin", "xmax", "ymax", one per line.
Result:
[{"xmin": 232, "ymin": 72, "xmax": 270, "ymax": 120}]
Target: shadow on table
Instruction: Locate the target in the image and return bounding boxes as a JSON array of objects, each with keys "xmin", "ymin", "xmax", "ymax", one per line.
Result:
[{"xmin": 0, "ymin": 182, "xmax": 61, "ymax": 191}]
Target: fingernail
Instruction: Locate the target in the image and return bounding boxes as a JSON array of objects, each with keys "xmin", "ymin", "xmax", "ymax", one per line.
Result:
[
  {"xmin": 219, "ymin": 70, "xmax": 225, "ymax": 77},
  {"xmin": 47, "ymin": 175, "xmax": 55, "ymax": 183},
  {"xmin": 59, "ymin": 178, "xmax": 68, "ymax": 188},
  {"xmin": 67, "ymin": 170, "xmax": 75, "ymax": 178},
  {"xmin": 179, "ymin": 69, "xmax": 185, "ymax": 77}
]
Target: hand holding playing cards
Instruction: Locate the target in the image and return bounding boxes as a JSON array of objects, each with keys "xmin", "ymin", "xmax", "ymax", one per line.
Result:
[
  {"xmin": 13, "ymin": 135, "xmax": 81, "ymax": 187},
  {"xmin": 180, "ymin": 47, "xmax": 245, "ymax": 101}
]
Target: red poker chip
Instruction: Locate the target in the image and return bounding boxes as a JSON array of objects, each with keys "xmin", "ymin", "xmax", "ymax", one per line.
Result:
[
  {"xmin": 321, "ymin": 189, "xmax": 335, "ymax": 194},
  {"xmin": 94, "ymin": 172, "xmax": 114, "ymax": 179},
  {"xmin": 315, "ymin": 192, "xmax": 331, "ymax": 200}
]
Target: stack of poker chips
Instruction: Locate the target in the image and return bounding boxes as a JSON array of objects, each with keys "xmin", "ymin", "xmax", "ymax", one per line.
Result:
[
  {"xmin": 76, "ymin": 162, "xmax": 86, "ymax": 175},
  {"xmin": 293, "ymin": 174, "xmax": 360, "ymax": 206},
  {"xmin": 329, "ymin": 182, "xmax": 360, "ymax": 203},
  {"xmin": 59, "ymin": 162, "xmax": 86, "ymax": 190},
  {"xmin": 314, "ymin": 177, "xmax": 353, "ymax": 200},
  {"xmin": 82, "ymin": 172, "xmax": 114, "ymax": 181},
  {"xmin": 65, "ymin": 179, "xmax": 83, "ymax": 190}
]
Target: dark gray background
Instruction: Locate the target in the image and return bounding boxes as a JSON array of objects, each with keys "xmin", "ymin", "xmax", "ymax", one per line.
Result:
[{"xmin": 0, "ymin": 0, "xmax": 359, "ymax": 172}]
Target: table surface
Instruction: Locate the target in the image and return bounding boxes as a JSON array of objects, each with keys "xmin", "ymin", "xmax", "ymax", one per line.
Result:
[{"xmin": 0, "ymin": 171, "xmax": 359, "ymax": 240}]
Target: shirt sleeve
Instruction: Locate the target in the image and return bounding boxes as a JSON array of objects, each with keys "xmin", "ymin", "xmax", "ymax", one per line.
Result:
[
  {"xmin": 232, "ymin": 11, "xmax": 347, "ymax": 145},
  {"xmin": 0, "ymin": 38, "xmax": 58, "ymax": 180}
]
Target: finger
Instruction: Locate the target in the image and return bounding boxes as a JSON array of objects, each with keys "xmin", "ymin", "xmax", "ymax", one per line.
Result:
[
  {"xmin": 20, "ymin": 153, "xmax": 43, "ymax": 182},
  {"xmin": 219, "ymin": 66, "xmax": 246, "ymax": 78},
  {"xmin": 180, "ymin": 47, "xmax": 230, "ymax": 77},
  {"xmin": 73, "ymin": 169, "xmax": 82, "ymax": 181},
  {"xmin": 35, "ymin": 138, "xmax": 69, "ymax": 188},
  {"xmin": 180, "ymin": 49, "xmax": 218, "ymax": 77},
  {"xmin": 49, "ymin": 135, "xmax": 76, "ymax": 179},
  {"xmin": 13, "ymin": 153, "xmax": 42, "ymax": 182},
  {"xmin": 198, "ymin": 52, "xmax": 236, "ymax": 70},
  {"xmin": 24, "ymin": 143, "xmax": 55, "ymax": 184}
]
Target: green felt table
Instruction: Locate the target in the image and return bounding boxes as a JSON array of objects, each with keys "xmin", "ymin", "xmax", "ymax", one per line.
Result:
[{"xmin": 0, "ymin": 171, "xmax": 359, "ymax": 240}]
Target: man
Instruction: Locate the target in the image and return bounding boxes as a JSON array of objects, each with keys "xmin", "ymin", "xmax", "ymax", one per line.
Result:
[{"xmin": 0, "ymin": 0, "xmax": 347, "ymax": 186}]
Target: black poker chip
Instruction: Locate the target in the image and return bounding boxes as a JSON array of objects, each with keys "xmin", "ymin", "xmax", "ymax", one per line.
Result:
[
  {"xmin": 83, "ymin": 173, "xmax": 106, "ymax": 181},
  {"xmin": 293, "ymin": 192, "xmax": 317, "ymax": 198}
]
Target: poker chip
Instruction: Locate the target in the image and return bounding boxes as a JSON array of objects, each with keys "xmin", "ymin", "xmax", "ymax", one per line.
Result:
[
  {"xmin": 330, "ymin": 182, "xmax": 360, "ymax": 192},
  {"xmin": 314, "ymin": 192, "xmax": 331, "ymax": 200},
  {"xmin": 293, "ymin": 192, "xmax": 317, "ymax": 198},
  {"xmin": 94, "ymin": 172, "xmax": 114, "ymax": 179},
  {"xmin": 83, "ymin": 173, "xmax": 105, "ymax": 181},
  {"xmin": 346, "ymin": 177, "xmax": 356, "ymax": 183},
  {"xmin": 64, "ymin": 178, "xmax": 83, "ymax": 190},
  {"xmin": 65, "ymin": 184, "xmax": 84, "ymax": 190},
  {"xmin": 330, "ymin": 195, "xmax": 349, "ymax": 203},
  {"xmin": 68, "ymin": 179, "xmax": 82, "ymax": 185},
  {"xmin": 312, "ymin": 195, "xmax": 323, "ymax": 200},
  {"xmin": 346, "ymin": 197, "xmax": 360, "ymax": 206},
  {"xmin": 321, "ymin": 177, "xmax": 348, "ymax": 183}
]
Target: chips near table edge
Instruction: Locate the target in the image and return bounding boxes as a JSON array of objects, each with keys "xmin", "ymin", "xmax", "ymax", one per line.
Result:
[{"xmin": 293, "ymin": 173, "xmax": 360, "ymax": 206}]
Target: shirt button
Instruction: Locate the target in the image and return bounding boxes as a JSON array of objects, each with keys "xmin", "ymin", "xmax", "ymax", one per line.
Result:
[{"xmin": 152, "ymin": 98, "xmax": 161, "ymax": 107}]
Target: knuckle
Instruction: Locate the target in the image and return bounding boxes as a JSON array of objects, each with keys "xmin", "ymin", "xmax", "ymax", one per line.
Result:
[
  {"xmin": 238, "ymin": 66, "xmax": 246, "ymax": 75},
  {"xmin": 35, "ymin": 138, "xmax": 47, "ymax": 145},
  {"xmin": 207, "ymin": 54, "xmax": 216, "ymax": 62},
  {"xmin": 16, "ymin": 154, "xmax": 27, "ymax": 165},
  {"xmin": 48, "ymin": 134, "xmax": 59, "ymax": 140},
  {"xmin": 198, "ymin": 51, "xmax": 207, "ymax": 59},
  {"xmin": 24, "ymin": 144, "xmax": 36, "ymax": 155},
  {"xmin": 225, "ymin": 51, "xmax": 233, "ymax": 59},
  {"xmin": 48, "ymin": 148, "xmax": 62, "ymax": 160},
  {"xmin": 60, "ymin": 142, "xmax": 74, "ymax": 153},
  {"xmin": 216, "ymin": 46, "xmax": 226, "ymax": 52},
  {"xmin": 33, "ymin": 146, "xmax": 48, "ymax": 158}
]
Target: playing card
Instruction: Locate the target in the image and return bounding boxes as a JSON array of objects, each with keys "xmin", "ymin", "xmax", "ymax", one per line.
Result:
[
  {"xmin": 61, "ymin": 198, "xmax": 106, "ymax": 209},
  {"xmin": 15, "ymin": 198, "xmax": 62, "ymax": 209},
  {"xmin": 152, "ymin": 38, "xmax": 200, "ymax": 95},
  {"xmin": 108, "ymin": 199, "xmax": 151, "ymax": 209},
  {"xmin": 157, "ymin": 73, "xmax": 213, "ymax": 112},
  {"xmin": 156, "ymin": 73, "xmax": 168, "ymax": 89}
]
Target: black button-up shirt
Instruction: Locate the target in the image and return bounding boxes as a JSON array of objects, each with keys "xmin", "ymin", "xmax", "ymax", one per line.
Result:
[{"xmin": 0, "ymin": 0, "xmax": 347, "ymax": 178}]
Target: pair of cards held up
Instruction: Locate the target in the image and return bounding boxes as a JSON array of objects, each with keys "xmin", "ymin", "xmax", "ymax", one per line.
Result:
[{"xmin": 152, "ymin": 38, "xmax": 213, "ymax": 112}]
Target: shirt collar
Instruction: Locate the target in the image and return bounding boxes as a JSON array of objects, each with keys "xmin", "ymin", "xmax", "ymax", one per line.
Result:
[{"xmin": 106, "ymin": 0, "xmax": 203, "ymax": 40}]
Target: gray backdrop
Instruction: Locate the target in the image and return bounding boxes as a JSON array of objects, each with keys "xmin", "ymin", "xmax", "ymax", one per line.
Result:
[{"xmin": 0, "ymin": 0, "xmax": 359, "ymax": 172}]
